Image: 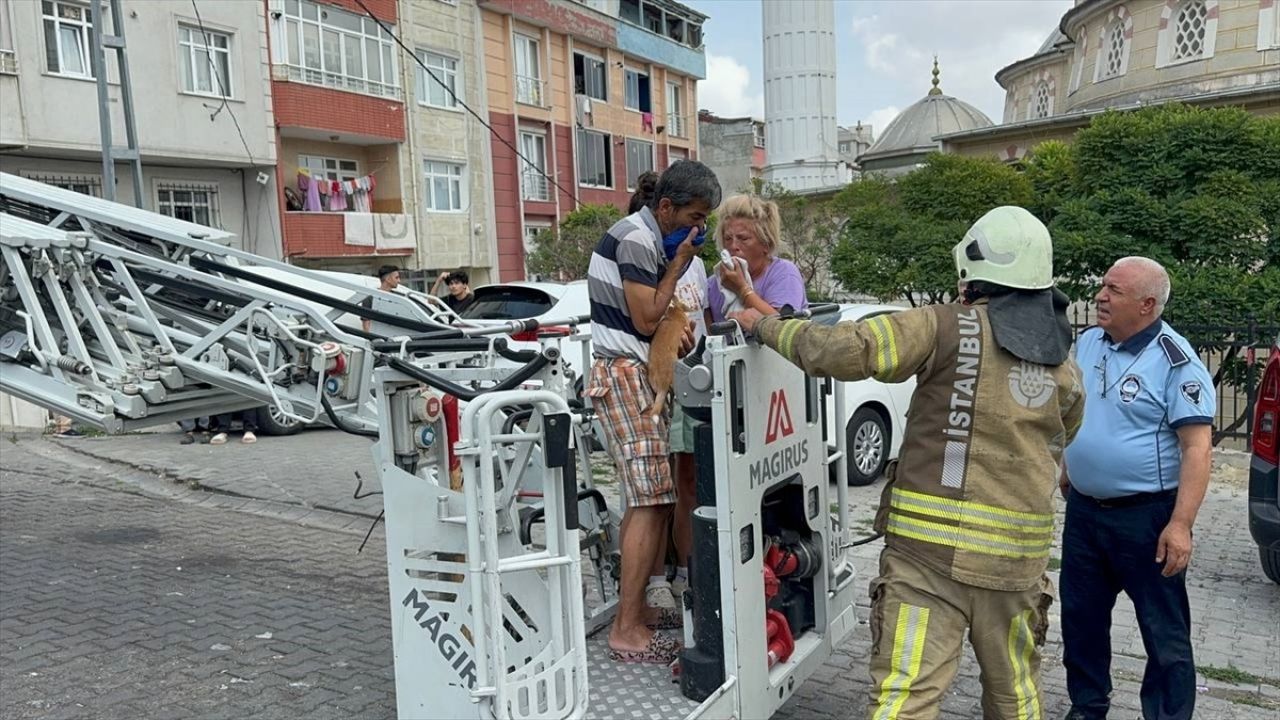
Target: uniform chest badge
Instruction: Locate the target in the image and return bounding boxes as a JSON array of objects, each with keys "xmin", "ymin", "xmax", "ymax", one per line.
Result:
[
  {"xmin": 1119, "ymin": 374, "xmax": 1142, "ymax": 403},
  {"xmin": 1008, "ymin": 361, "xmax": 1055, "ymax": 409}
]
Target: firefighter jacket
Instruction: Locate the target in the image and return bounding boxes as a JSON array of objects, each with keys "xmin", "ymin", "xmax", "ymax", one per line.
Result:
[{"xmin": 755, "ymin": 302, "xmax": 1085, "ymax": 591}]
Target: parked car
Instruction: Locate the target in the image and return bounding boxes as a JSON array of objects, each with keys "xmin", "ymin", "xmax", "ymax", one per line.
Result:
[
  {"xmin": 822, "ymin": 304, "xmax": 917, "ymax": 486},
  {"xmin": 1249, "ymin": 332, "xmax": 1280, "ymax": 584},
  {"xmin": 455, "ymin": 280, "xmax": 594, "ymax": 380}
]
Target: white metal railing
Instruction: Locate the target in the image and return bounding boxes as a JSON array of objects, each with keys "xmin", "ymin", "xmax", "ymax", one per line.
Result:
[
  {"xmin": 667, "ymin": 113, "xmax": 687, "ymax": 139},
  {"xmin": 276, "ymin": 64, "xmax": 402, "ymax": 101},
  {"xmin": 521, "ymin": 171, "xmax": 550, "ymax": 202},
  {"xmin": 515, "ymin": 75, "xmax": 544, "ymax": 106},
  {"xmin": 0, "ymin": 50, "xmax": 16, "ymax": 75}
]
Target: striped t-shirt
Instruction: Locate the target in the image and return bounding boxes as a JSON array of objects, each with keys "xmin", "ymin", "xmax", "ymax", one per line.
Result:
[{"xmin": 587, "ymin": 207, "xmax": 675, "ymax": 360}]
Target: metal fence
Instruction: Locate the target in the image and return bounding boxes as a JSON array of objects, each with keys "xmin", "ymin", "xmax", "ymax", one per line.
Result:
[{"xmin": 1069, "ymin": 304, "xmax": 1278, "ymax": 445}]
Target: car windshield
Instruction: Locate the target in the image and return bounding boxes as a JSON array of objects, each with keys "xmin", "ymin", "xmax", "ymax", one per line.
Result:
[{"xmin": 457, "ymin": 286, "xmax": 556, "ymax": 320}]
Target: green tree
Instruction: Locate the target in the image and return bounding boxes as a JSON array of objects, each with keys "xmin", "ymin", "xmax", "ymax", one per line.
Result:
[
  {"xmin": 1023, "ymin": 104, "xmax": 1279, "ymax": 439},
  {"xmin": 525, "ymin": 203, "xmax": 621, "ymax": 281},
  {"xmin": 831, "ymin": 153, "xmax": 1033, "ymax": 305},
  {"xmin": 758, "ymin": 183, "xmax": 846, "ymax": 302}
]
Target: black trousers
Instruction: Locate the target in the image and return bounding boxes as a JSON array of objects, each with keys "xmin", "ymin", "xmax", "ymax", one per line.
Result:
[{"xmin": 1060, "ymin": 488, "xmax": 1194, "ymax": 720}]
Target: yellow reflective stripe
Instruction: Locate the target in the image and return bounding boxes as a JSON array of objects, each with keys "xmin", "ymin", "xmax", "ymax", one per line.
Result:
[
  {"xmin": 866, "ymin": 316, "xmax": 896, "ymax": 381},
  {"xmin": 1007, "ymin": 608, "xmax": 1042, "ymax": 720},
  {"xmin": 879, "ymin": 316, "xmax": 899, "ymax": 376},
  {"xmin": 874, "ymin": 603, "xmax": 930, "ymax": 720},
  {"xmin": 777, "ymin": 320, "xmax": 805, "ymax": 362},
  {"xmin": 890, "ymin": 488, "xmax": 1054, "ymax": 533},
  {"xmin": 886, "ymin": 514, "xmax": 1052, "ymax": 559}
]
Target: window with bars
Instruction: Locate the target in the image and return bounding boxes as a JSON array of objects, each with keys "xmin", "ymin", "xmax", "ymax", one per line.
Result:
[
  {"xmin": 576, "ymin": 129, "xmax": 612, "ymax": 188},
  {"xmin": 42, "ymin": 1, "xmax": 92, "ymax": 77},
  {"xmin": 625, "ymin": 138, "xmax": 653, "ymax": 189},
  {"xmin": 1102, "ymin": 20, "xmax": 1126, "ymax": 79},
  {"xmin": 514, "ymin": 35, "xmax": 543, "ymax": 106},
  {"xmin": 276, "ymin": 0, "xmax": 399, "ymax": 98},
  {"xmin": 179, "ymin": 25, "xmax": 232, "ymax": 97},
  {"xmin": 424, "ymin": 160, "xmax": 466, "ymax": 212},
  {"xmin": 1033, "ymin": 82, "xmax": 1051, "ymax": 119},
  {"xmin": 23, "ymin": 172, "xmax": 102, "ymax": 196},
  {"xmin": 156, "ymin": 183, "xmax": 221, "ymax": 227},
  {"xmin": 1172, "ymin": 0, "xmax": 1208, "ymax": 61},
  {"xmin": 299, "ymin": 155, "xmax": 359, "ymax": 183},
  {"xmin": 417, "ymin": 49, "xmax": 459, "ymax": 109},
  {"xmin": 519, "ymin": 131, "xmax": 549, "ymax": 202}
]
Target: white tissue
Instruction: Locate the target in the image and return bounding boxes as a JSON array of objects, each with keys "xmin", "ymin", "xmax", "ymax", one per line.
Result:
[{"xmin": 718, "ymin": 250, "xmax": 755, "ymax": 317}]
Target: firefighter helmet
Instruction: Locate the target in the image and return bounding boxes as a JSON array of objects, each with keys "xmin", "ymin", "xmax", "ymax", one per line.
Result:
[{"xmin": 953, "ymin": 206, "xmax": 1053, "ymax": 290}]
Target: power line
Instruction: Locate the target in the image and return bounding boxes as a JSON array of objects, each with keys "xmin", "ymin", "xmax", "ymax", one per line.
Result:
[{"xmin": 349, "ymin": 0, "xmax": 579, "ymax": 206}]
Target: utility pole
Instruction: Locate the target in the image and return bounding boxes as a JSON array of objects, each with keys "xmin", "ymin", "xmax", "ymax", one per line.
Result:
[{"xmin": 90, "ymin": 0, "xmax": 144, "ymax": 207}]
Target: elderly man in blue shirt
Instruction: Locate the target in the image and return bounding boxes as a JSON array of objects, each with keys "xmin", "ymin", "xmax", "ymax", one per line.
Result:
[{"xmin": 1060, "ymin": 256, "xmax": 1215, "ymax": 720}]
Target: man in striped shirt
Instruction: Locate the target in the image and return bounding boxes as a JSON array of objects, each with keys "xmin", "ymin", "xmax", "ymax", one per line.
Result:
[{"xmin": 586, "ymin": 160, "xmax": 721, "ymax": 665}]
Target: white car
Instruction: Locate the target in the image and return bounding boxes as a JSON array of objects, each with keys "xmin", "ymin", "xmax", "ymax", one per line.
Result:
[
  {"xmin": 824, "ymin": 304, "xmax": 918, "ymax": 486},
  {"xmin": 455, "ymin": 280, "xmax": 594, "ymax": 381}
]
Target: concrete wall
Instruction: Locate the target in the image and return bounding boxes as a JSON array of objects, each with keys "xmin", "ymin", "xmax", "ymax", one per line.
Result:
[
  {"xmin": 402, "ymin": 0, "xmax": 496, "ymax": 282},
  {"xmin": 698, "ymin": 117, "xmax": 758, "ymax": 195}
]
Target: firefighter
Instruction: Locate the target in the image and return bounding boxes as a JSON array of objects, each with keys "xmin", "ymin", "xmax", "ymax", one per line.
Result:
[{"xmin": 733, "ymin": 206, "xmax": 1085, "ymax": 719}]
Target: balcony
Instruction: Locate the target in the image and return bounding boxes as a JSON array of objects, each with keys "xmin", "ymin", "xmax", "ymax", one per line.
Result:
[
  {"xmin": 273, "ymin": 81, "xmax": 406, "ymax": 144},
  {"xmin": 515, "ymin": 75, "xmax": 545, "ymax": 107},
  {"xmin": 283, "ymin": 211, "xmax": 416, "ymax": 259},
  {"xmin": 666, "ymin": 113, "xmax": 688, "ymax": 139},
  {"xmin": 273, "ymin": 63, "xmax": 402, "ymax": 101},
  {"xmin": 521, "ymin": 171, "xmax": 550, "ymax": 202}
]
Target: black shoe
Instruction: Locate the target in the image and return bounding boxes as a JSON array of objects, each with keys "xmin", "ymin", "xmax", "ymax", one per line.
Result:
[{"xmin": 55, "ymin": 428, "xmax": 84, "ymax": 438}]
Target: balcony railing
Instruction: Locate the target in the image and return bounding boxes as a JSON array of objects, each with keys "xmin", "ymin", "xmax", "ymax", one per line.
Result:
[
  {"xmin": 275, "ymin": 64, "xmax": 402, "ymax": 101},
  {"xmin": 0, "ymin": 50, "xmax": 16, "ymax": 75},
  {"xmin": 521, "ymin": 171, "xmax": 550, "ymax": 202},
  {"xmin": 667, "ymin": 113, "xmax": 688, "ymax": 139},
  {"xmin": 515, "ymin": 75, "xmax": 545, "ymax": 106}
]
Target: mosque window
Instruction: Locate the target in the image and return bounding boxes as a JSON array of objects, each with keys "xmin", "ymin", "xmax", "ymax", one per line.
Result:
[
  {"xmin": 1033, "ymin": 82, "xmax": 1051, "ymax": 119},
  {"xmin": 1172, "ymin": 0, "xmax": 1208, "ymax": 61},
  {"xmin": 1103, "ymin": 21, "xmax": 1126, "ymax": 78}
]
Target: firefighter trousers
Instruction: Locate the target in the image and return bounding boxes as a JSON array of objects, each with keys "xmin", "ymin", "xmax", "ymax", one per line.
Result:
[{"xmin": 867, "ymin": 546, "xmax": 1054, "ymax": 720}]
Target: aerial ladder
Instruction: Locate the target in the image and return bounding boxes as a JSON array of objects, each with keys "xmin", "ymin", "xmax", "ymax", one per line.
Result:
[{"xmin": 0, "ymin": 172, "xmax": 859, "ymax": 720}]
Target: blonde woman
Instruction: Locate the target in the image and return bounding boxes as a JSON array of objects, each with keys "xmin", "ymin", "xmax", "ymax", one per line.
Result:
[{"xmin": 706, "ymin": 194, "xmax": 807, "ymax": 324}]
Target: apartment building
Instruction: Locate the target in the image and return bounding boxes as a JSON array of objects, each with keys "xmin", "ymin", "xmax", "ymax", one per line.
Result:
[
  {"xmin": 264, "ymin": 0, "xmax": 415, "ymax": 275},
  {"xmin": 479, "ymin": 0, "xmax": 706, "ymax": 281},
  {"xmin": 697, "ymin": 111, "xmax": 765, "ymax": 195},
  {"xmin": 0, "ymin": 0, "xmax": 279, "ymax": 257}
]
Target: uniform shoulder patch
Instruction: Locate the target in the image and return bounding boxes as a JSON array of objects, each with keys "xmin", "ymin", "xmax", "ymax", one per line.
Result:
[{"xmin": 1158, "ymin": 335, "xmax": 1189, "ymax": 367}]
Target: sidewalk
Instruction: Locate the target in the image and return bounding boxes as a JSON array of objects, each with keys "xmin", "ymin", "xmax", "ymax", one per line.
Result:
[{"xmin": 24, "ymin": 429, "xmax": 1280, "ymax": 717}]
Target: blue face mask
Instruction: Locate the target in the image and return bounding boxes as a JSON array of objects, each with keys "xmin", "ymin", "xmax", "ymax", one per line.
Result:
[{"xmin": 662, "ymin": 226, "xmax": 707, "ymax": 260}]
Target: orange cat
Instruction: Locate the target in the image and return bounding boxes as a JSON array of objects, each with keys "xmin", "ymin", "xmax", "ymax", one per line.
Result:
[{"xmin": 641, "ymin": 299, "xmax": 690, "ymax": 421}]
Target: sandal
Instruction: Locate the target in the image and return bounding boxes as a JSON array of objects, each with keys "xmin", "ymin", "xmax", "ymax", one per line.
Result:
[
  {"xmin": 209, "ymin": 432, "xmax": 228, "ymax": 445},
  {"xmin": 241, "ymin": 431, "xmax": 257, "ymax": 444},
  {"xmin": 199, "ymin": 432, "xmax": 211, "ymax": 444},
  {"xmin": 608, "ymin": 631, "xmax": 680, "ymax": 665},
  {"xmin": 646, "ymin": 606, "xmax": 683, "ymax": 631},
  {"xmin": 180, "ymin": 433, "xmax": 196, "ymax": 445}
]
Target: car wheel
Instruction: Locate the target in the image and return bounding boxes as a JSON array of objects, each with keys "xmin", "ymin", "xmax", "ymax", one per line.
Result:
[
  {"xmin": 255, "ymin": 405, "xmax": 303, "ymax": 436},
  {"xmin": 1261, "ymin": 545, "xmax": 1280, "ymax": 585},
  {"xmin": 846, "ymin": 406, "xmax": 887, "ymax": 486}
]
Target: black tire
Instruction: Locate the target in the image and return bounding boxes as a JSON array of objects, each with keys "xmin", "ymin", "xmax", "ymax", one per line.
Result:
[
  {"xmin": 1261, "ymin": 545, "xmax": 1280, "ymax": 585},
  {"xmin": 845, "ymin": 406, "xmax": 888, "ymax": 486},
  {"xmin": 255, "ymin": 405, "xmax": 303, "ymax": 436}
]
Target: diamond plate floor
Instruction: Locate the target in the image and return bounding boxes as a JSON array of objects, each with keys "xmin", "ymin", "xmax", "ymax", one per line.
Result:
[{"xmin": 584, "ymin": 630, "xmax": 701, "ymax": 719}]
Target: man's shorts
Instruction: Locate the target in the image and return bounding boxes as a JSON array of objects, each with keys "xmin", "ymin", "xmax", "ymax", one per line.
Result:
[
  {"xmin": 586, "ymin": 357, "xmax": 675, "ymax": 507},
  {"xmin": 669, "ymin": 405, "xmax": 701, "ymax": 455}
]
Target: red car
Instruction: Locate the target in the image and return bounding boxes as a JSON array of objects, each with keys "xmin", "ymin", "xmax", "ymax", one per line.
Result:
[{"xmin": 1249, "ymin": 333, "xmax": 1280, "ymax": 584}]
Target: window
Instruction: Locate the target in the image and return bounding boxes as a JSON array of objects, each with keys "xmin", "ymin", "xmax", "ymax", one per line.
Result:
[
  {"xmin": 514, "ymin": 35, "xmax": 542, "ymax": 106},
  {"xmin": 519, "ymin": 131, "xmax": 549, "ymax": 202},
  {"xmin": 299, "ymin": 155, "xmax": 359, "ymax": 183},
  {"xmin": 625, "ymin": 139, "xmax": 653, "ymax": 189},
  {"xmin": 424, "ymin": 160, "xmax": 466, "ymax": 212},
  {"xmin": 0, "ymin": 0, "xmax": 16, "ymax": 73},
  {"xmin": 1103, "ymin": 22, "xmax": 1125, "ymax": 78},
  {"xmin": 574, "ymin": 52, "xmax": 607, "ymax": 101},
  {"xmin": 1172, "ymin": 0, "xmax": 1208, "ymax": 61},
  {"xmin": 43, "ymin": 1, "xmax": 92, "ymax": 77},
  {"xmin": 624, "ymin": 68, "xmax": 651, "ymax": 112},
  {"xmin": 1032, "ymin": 82, "xmax": 1051, "ymax": 119},
  {"xmin": 666, "ymin": 82, "xmax": 685, "ymax": 138},
  {"xmin": 667, "ymin": 148, "xmax": 687, "ymax": 167},
  {"xmin": 178, "ymin": 25, "xmax": 232, "ymax": 97},
  {"xmin": 576, "ymin": 129, "xmax": 612, "ymax": 188},
  {"xmin": 620, "ymin": 0, "xmax": 641, "ymax": 24},
  {"xmin": 753, "ymin": 124, "xmax": 765, "ymax": 148},
  {"xmin": 22, "ymin": 172, "xmax": 101, "ymax": 196},
  {"xmin": 156, "ymin": 183, "xmax": 220, "ymax": 227},
  {"xmin": 1262, "ymin": 2, "xmax": 1280, "ymax": 50},
  {"xmin": 417, "ymin": 50, "xmax": 459, "ymax": 109},
  {"xmin": 276, "ymin": 0, "xmax": 399, "ymax": 98}
]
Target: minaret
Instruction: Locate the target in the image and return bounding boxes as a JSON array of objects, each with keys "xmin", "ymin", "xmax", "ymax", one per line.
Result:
[{"xmin": 762, "ymin": 0, "xmax": 840, "ymax": 192}]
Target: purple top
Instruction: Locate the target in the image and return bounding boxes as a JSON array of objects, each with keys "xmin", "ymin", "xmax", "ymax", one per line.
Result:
[{"xmin": 707, "ymin": 257, "xmax": 808, "ymax": 323}]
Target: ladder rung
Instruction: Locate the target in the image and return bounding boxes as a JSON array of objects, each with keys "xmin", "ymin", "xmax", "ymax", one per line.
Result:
[
  {"xmin": 111, "ymin": 149, "xmax": 139, "ymax": 161},
  {"xmin": 498, "ymin": 551, "xmax": 572, "ymax": 573}
]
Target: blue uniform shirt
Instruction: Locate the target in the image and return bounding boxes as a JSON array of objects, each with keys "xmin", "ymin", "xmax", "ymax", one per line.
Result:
[{"xmin": 1064, "ymin": 320, "xmax": 1215, "ymax": 499}]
